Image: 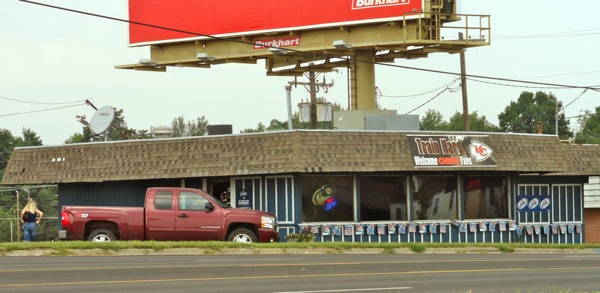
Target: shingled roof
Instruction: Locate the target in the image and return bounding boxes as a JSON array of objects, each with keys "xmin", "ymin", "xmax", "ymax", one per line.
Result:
[{"xmin": 2, "ymin": 130, "xmax": 598, "ymax": 185}]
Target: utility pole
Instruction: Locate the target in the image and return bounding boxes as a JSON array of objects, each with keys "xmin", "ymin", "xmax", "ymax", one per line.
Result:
[
  {"xmin": 308, "ymin": 71, "xmax": 318, "ymax": 129},
  {"xmin": 459, "ymin": 32, "xmax": 470, "ymax": 131},
  {"xmin": 288, "ymin": 70, "xmax": 334, "ymax": 129},
  {"xmin": 285, "ymin": 85, "xmax": 293, "ymax": 130},
  {"xmin": 15, "ymin": 191, "xmax": 20, "ymax": 242}
]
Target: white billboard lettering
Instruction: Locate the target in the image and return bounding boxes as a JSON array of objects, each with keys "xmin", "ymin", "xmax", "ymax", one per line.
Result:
[
  {"xmin": 254, "ymin": 36, "xmax": 301, "ymax": 49},
  {"xmin": 353, "ymin": 0, "xmax": 409, "ymax": 9}
]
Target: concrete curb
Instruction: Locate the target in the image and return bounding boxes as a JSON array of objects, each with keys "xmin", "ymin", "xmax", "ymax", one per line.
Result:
[{"xmin": 3, "ymin": 247, "xmax": 600, "ymax": 257}]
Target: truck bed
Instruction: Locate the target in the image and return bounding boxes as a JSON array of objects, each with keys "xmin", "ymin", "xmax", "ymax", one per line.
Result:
[{"xmin": 61, "ymin": 206, "xmax": 145, "ymax": 240}]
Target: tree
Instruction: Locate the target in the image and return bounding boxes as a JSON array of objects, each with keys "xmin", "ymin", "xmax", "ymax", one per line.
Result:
[
  {"xmin": 17, "ymin": 128, "xmax": 43, "ymax": 147},
  {"xmin": 0, "ymin": 128, "xmax": 57, "ymax": 242},
  {"xmin": 0, "ymin": 129, "xmax": 17, "ymax": 180},
  {"xmin": 66, "ymin": 108, "xmax": 149, "ymax": 143},
  {"xmin": 241, "ymin": 100, "xmax": 343, "ymax": 133},
  {"xmin": 64, "ymin": 133, "xmax": 86, "ymax": 144},
  {"xmin": 447, "ymin": 111, "xmax": 500, "ymax": 132},
  {"xmin": 0, "ymin": 128, "xmax": 42, "ymax": 180},
  {"xmin": 575, "ymin": 107, "xmax": 600, "ymax": 144},
  {"xmin": 241, "ymin": 122, "xmax": 267, "ymax": 133},
  {"xmin": 0, "ymin": 186, "xmax": 59, "ymax": 242},
  {"xmin": 171, "ymin": 115, "xmax": 208, "ymax": 137},
  {"xmin": 420, "ymin": 109, "xmax": 448, "ymax": 131},
  {"xmin": 498, "ymin": 91, "xmax": 572, "ymax": 138}
]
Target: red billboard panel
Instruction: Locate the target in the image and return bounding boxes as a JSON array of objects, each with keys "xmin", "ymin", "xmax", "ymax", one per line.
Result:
[{"xmin": 128, "ymin": 0, "xmax": 423, "ymax": 46}]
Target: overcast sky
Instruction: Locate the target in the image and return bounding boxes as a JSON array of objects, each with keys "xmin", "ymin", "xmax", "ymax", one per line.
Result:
[{"xmin": 2, "ymin": 0, "xmax": 599, "ymax": 145}]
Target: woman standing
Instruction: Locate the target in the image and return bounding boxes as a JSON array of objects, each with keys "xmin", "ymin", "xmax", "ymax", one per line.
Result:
[{"xmin": 20, "ymin": 199, "xmax": 44, "ymax": 242}]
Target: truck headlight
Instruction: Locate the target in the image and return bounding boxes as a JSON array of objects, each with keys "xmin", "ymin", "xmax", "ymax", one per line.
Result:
[{"xmin": 261, "ymin": 216, "xmax": 276, "ymax": 229}]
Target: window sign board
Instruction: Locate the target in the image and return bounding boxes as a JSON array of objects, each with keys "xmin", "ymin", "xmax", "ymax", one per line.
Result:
[
  {"xmin": 237, "ymin": 189, "xmax": 252, "ymax": 209},
  {"xmin": 516, "ymin": 195, "xmax": 552, "ymax": 213},
  {"xmin": 407, "ymin": 135, "xmax": 497, "ymax": 167}
]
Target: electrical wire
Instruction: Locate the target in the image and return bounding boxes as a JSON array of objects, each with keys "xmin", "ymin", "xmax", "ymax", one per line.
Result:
[
  {"xmin": 465, "ymin": 77, "xmax": 570, "ymax": 89},
  {"xmin": 493, "ymin": 28, "xmax": 600, "ymax": 40},
  {"xmin": 379, "ymin": 80, "xmax": 452, "ymax": 98},
  {"xmin": 404, "ymin": 87, "xmax": 450, "ymax": 115},
  {"xmin": 0, "ymin": 95, "xmax": 87, "ymax": 105},
  {"xmin": 0, "ymin": 103, "xmax": 86, "ymax": 118},
  {"xmin": 563, "ymin": 89, "xmax": 588, "ymax": 110},
  {"xmin": 18, "ymin": 0, "xmax": 600, "ymax": 92},
  {"xmin": 381, "ymin": 79, "xmax": 458, "ymax": 109}
]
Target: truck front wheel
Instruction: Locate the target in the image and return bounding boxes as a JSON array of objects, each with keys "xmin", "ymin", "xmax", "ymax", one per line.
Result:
[
  {"xmin": 227, "ymin": 228, "xmax": 257, "ymax": 243},
  {"xmin": 88, "ymin": 229, "xmax": 117, "ymax": 242}
]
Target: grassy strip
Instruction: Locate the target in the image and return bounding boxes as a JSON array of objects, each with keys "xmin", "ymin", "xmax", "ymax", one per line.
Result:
[{"xmin": 1, "ymin": 241, "xmax": 600, "ymax": 256}]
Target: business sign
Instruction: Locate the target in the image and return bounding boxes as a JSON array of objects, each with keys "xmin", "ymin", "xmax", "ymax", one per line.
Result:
[
  {"xmin": 128, "ymin": 0, "xmax": 423, "ymax": 46},
  {"xmin": 236, "ymin": 189, "xmax": 252, "ymax": 209},
  {"xmin": 407, "ymin": 135, "xmax": 497, "ymax": 167},
  {"xmin": 516, "ymin": 195, "xmax": 552, "ymax": 212}
]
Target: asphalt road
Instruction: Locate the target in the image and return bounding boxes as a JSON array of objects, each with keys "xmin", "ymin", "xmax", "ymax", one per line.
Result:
[{"xmin": 1, "ymin": 253, "xmax": 599, "ymax": 293}]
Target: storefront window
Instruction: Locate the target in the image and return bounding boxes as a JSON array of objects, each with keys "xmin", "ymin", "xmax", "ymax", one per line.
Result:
[
  {"xmin": 359, "ymin": 176, "xmax": 407, "ymax": 221},
  {"xmin": 411, "ymin": 176, "xmax": 458, "ymax": 220},
  {"xmin": 301, "ymin": 175, "xmax": 354, "ymax": 222},
  {"xmin": 464, "ymin": 176, "xmax": 508, "ymax": 219}
]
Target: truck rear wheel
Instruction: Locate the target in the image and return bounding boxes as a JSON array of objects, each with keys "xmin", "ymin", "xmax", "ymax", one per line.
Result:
[
  {"xmin": 227, "ymin": 228, "xmax": 257, "ymax": 243},
  {"xmin": 88, "ymin": 229, "xmax": 117, "ymax": 242}
]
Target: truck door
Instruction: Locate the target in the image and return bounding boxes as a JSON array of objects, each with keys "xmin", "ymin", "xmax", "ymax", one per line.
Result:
[
  {"xmin": 174, "ymin": 191, "xmax": 223, "ymax": 240},
  {"xmin": 145, "ymin": 190, "xmax": 176, "ymax": 240}
]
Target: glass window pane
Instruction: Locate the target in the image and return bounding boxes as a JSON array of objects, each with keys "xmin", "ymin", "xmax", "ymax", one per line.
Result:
[
  {"xmin": 411, "ymin": 176, "xmax": 458, "ymax": 220},
  {"xmin": 464, "ymin": 176, "xmax": 508, "ymax": 219},
  {"xmin": 179, "ymin": 191, "xmax": 208, "ymax": 211},
  {"xmin": 154, "ymin": 191, "xmax": 173, "ymax": 210},
  {"xmin": 301, "ymin": 175, "xmax": 354, "ymax": 222},
  {"xmin": 359, "ymin": 176, "xmax": 406, "ymax": 221}
]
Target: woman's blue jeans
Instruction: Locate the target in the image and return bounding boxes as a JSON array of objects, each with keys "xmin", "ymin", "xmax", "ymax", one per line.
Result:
[{"xmin": 23, "ymin": 222, "xmax": 37, "ymax": 242}]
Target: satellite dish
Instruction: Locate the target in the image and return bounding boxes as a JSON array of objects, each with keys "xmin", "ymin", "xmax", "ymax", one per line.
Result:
[{"xmin": 89, "ymin": 106, "xmax": 115, "ymax": 134}]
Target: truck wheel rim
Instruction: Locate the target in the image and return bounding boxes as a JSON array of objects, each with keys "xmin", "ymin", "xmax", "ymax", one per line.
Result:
[
  {"xmin": 233, "ymin": 234, "xmax": 252, "ymax": 243},
  {"xmin": 92, "ymin": 235, "xmax": 111, "ymax": 242}
]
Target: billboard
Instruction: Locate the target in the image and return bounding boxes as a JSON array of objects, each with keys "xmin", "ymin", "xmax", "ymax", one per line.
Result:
[{"xmin": 128, "ymin": 0, "xmax": 423, "ymax": 46}]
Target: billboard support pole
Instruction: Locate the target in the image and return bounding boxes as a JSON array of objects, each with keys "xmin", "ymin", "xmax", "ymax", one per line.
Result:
[{"xmin": 352, "ymin": 50, "xmax": 377, "ymax": 110}]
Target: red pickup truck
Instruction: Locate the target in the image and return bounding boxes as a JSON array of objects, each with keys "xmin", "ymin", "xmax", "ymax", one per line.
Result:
[{"xmin": 59, "ymin": 187, "xmax": 278, "ymax": 243}]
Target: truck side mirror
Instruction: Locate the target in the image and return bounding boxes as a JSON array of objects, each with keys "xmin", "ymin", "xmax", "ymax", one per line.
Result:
[{"xmin": 205, "ymin": 202, "xmax": 215, "ymax": 211}]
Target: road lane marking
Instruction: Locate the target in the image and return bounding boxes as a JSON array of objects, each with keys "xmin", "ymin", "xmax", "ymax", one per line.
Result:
[
  {"xmin": 1, "ymin": 266, "xmax": 600, "ymax": 288},
  {"xmin": 272, "ymin": 287, "xmax": 412, "ymax": 292},
  {"xmin": 1, "ymin": 256, "xmax": 597, "ymax": 273}
]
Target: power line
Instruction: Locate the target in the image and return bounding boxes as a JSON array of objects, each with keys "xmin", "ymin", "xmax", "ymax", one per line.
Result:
[
  {"xmin": 494, "ymin": 28, "xmax": 600, "ymax": 40},
  {"xmin": 404, "ymin": 87, "xmax": 450, "ymax": 115},
  {"xmin": 563, "ymin": 89, "xmax": 588, "ymax": 110},
  {"xmin": 0, "ymin": 95, "xmax": 87, "ymax": 105},
  {"xmin": 465, "ymin": 77, "xmax": 571, "ymax": 89},
  {"xmin": 381, "ymin": 79, "xmax": 458, "ymax": 109},
  {"xmin": 19, "ymin": 0, "xmax": 600, "ymax": 93},
  {"xmin": 379, "ymin": 80, "xmax": 453, "ymax": 98},
  {"xmin": 0, "ymin": 103, "xmax": 85, "ymax": 118}
]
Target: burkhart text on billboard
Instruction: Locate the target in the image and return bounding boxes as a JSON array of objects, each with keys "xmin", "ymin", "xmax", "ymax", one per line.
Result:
[{"xmin": 407, "ymin": 135, "xmax": 497, "ymax": 167}]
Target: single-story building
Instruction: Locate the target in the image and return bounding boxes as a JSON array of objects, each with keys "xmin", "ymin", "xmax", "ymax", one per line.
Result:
[
  {"xmin": 2, "ymin": 130, "xmax": 599, "ymax": 243},
  {"xmin": 584, "ymin": 176, "xmax": 600, "ymax": 243}
]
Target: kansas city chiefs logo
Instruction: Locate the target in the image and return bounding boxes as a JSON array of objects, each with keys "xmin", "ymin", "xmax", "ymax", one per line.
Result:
[{"xmin": 469, "ymin": 140, "xmax": 493, "ymax": 162}]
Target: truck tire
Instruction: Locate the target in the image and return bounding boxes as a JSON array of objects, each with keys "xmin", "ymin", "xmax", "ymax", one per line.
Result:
[
  {"xmin": 227, "ymin": 228, "xmax": 257, "ymax": 243},
  {"xmin": 88, "ymin": 229, "xmax": 117, "ymax": 242}
]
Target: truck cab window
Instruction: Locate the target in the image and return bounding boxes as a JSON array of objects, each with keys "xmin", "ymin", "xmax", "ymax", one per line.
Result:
[
  {"xmin": 154, "ymin": 191, "xmax": 173, "ymax": 210},
  {"xmin": 179, "ymin": 192, "xmax": 208, "ymax": 211}
]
